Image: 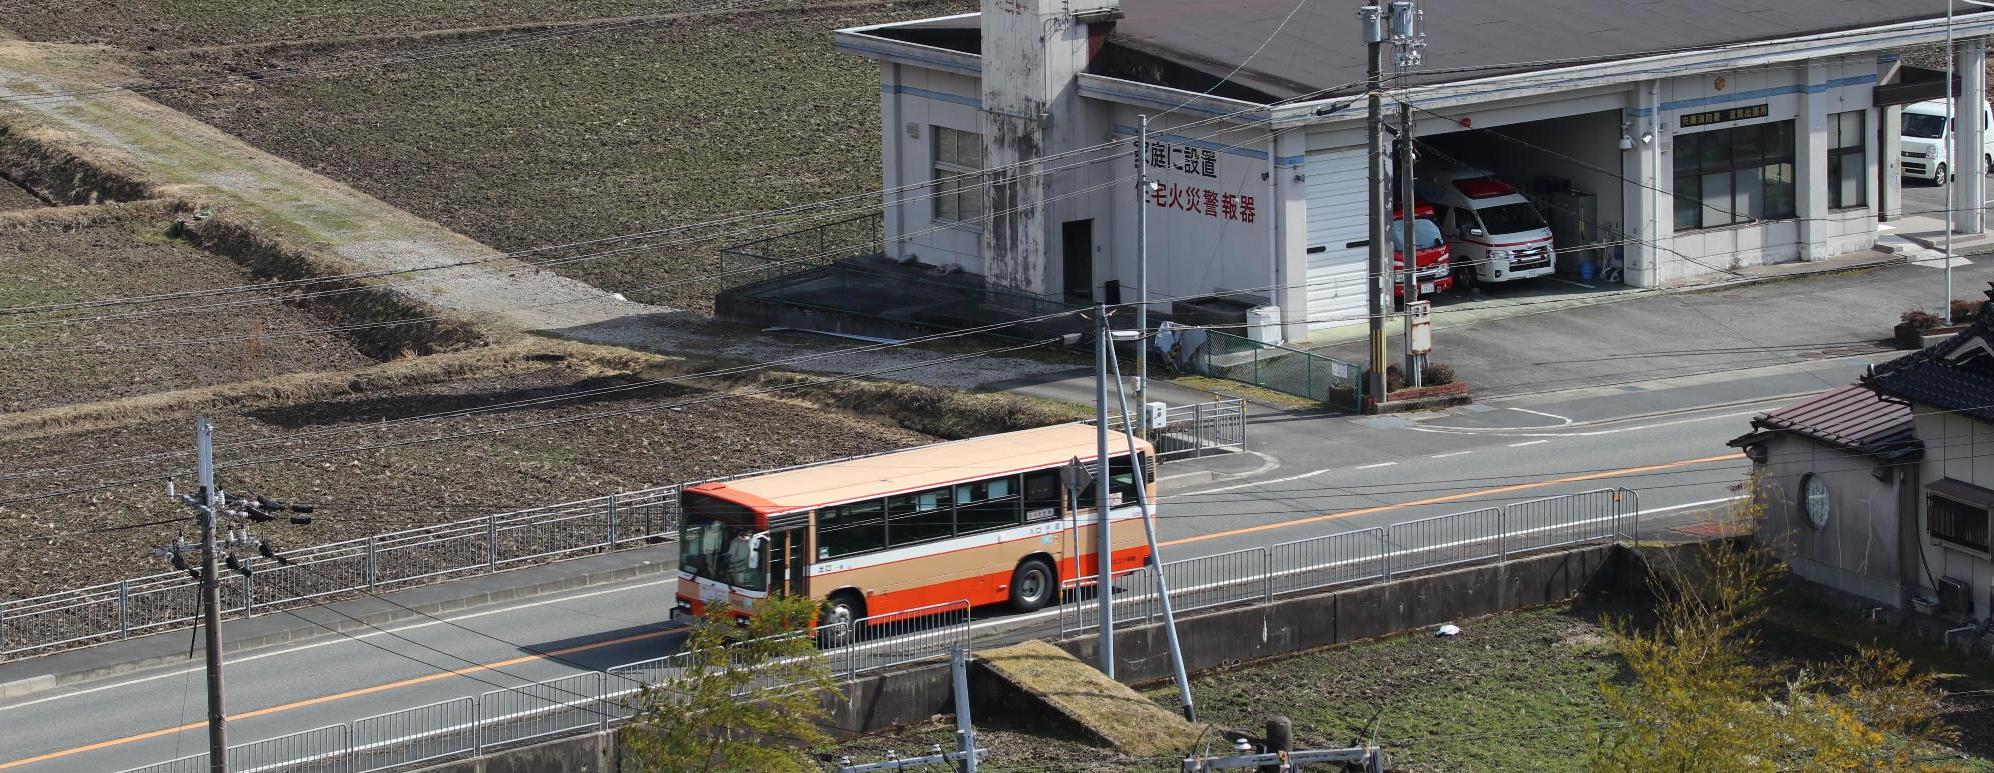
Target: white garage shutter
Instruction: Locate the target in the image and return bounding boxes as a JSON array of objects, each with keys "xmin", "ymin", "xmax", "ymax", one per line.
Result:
[{"xmin": 1303, "ymin": 147, "xmax": 1370, "ymax": 331}]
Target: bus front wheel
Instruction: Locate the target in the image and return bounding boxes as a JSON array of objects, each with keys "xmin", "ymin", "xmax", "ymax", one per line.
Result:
[
  {"xmin": 1009, "ymin": 558, "xmax": 1056, "ymax": 613},
  {"xmin": 817, "ymin": 592, "xmax": 863, "ymax": 648}
]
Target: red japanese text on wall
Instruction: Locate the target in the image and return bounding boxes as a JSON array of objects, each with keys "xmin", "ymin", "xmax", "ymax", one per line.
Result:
[{"xmin": 1150, "ymin": 182, "xmax": 1255, "ymax": 224}]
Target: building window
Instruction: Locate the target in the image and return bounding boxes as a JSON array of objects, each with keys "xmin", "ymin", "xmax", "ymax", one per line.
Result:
[
  {"xmin": 1828, "ymin": 110, "xmax": 1866, "ymax": 209},
  {"xmin": 932, "ymin": 126, "xmax": 984, "ymax": 224},
  {"xmin": 1672, "ymin": 121, "xmax": 1796, "ymax": 230},
  {"xmin": 1929, "ymin": 493, "xmax": 1991, "ymax": 554}
]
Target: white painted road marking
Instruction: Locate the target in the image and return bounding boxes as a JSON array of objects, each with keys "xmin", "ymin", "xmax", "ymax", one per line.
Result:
[
  {"xmin": 1431, "ymin": 450, "xmax": 1473, "ymax": 458},
  {"xmin": 0, "ymin": 579, "xmax": 679, "ymax": 713},
  {"xmin": 1354, "ymin": 462, "xmax": 1397, "ymax": 469},
  {"xmin": 1508, "ymin": 440, "xmax": 1550, "ymax": 448}
]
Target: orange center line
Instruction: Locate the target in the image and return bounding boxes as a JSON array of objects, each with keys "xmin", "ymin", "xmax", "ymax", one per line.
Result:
[
  {"xmin": 0, "ymin": 627, "xmax": 682, "ymax": 770},
  {"xmin": 1159, "ymin": 452, "xmax": 1742, "ymax": 548}
]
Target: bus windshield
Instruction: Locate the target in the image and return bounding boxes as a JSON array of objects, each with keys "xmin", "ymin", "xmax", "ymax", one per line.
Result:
[{"xmin": 679, "ymin": 493, "xmax": 767, "ymax": 591}]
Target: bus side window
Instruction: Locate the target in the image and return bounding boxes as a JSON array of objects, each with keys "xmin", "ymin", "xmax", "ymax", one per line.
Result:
[
  {"xmin": 886, "ymin": 487, "xmax": 955, "ymax": 547},
  {"xmin": 1108, "ymin": 455, "xmax": 1142, "ymax": 506},
  {"xmin": 818, "ymin": 499, "xmax": 886, "ymax": 559},
  {"xmin": 1023, "ymin": 470, "xmax": 1061, "ymax": 521},
  {"xmin": 956, "ymin": 475, "xmax": 1022, "ymax": 534}
]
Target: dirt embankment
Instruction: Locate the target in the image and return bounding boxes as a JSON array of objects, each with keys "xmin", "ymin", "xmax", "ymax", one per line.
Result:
[
  {"xmin": 0, "ymin": 115, "xmax": 490, "ymax": 358},
  {"xmin": 0, "ymin": 352, "xmax": 936, "ymax": 597}
]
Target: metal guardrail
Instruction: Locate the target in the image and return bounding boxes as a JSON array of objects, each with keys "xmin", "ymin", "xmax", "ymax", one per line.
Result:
[
  {"xmin": 1200, "ymin": 330, "xmax": 1365, "ymax": 412},
  {"xmin": 111, "ymin": 485, "xmax": 1637, "ymax": 773},
  {"xmin": 1102, "ymin": 397, "xmax": 1247, "ymax": 460},
  {"xmin": 2, "ymin": 400, "xmax": 1247, "ymax": 660},
  {"xmin": 113, "ymin": 602, "xmax": 972, "ymax": 773},
  {"xmin": 0, "ymin": 486, "xmax": 683, "ymax": 659},
  {"xmin": 1059, "ymin": 488, "xmax": 1638, "ymax": 636}
]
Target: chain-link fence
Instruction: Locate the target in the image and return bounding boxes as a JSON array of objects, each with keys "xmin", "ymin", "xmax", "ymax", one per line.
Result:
[{"xmin": 1201, "ymin": 331, "xmax": 1364, "ymax": 411}]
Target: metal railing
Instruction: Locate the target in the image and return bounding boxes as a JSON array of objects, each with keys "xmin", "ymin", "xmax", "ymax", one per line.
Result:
[
  {"xmin": 114, "ymin": 602, "xmax": 972, "ymax": 773},
  {"xmin": 2, "ymin": 400, "xmax": 1246, "ymax": 660},
  {"xmin": 718, "ymin": 211, "xmax": 884, "ymax": 286},
  {"xmin": 1102, "ymin": 397, "xmax": 1247, "ymax": 460},
  {"xmin": 0, "ymin": 486, "xmax": 683, "ymax": 659},
  {"xmin": 1200, "ymin": 330, "xmax": 1364, "ymax": 411},
  {"xmin": 112, "ymin": 486, "xmax": 1638, "ymax": 773},
  {"xmin": 1060, "ymin": 488, "xmax": 1638, "ymax": 636}
]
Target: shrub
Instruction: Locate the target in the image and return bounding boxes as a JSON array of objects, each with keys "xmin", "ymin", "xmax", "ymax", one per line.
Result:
[
  {"xmin": 1424, "ymin": 362, "xmax": 1459, "ymax": 385},
  {"xmin": 1950, "ymin": 298, "xmax": 1986, "ymax": 324},
  {"xmin": 1384, "ymin": 364, "xmax": 1408, "ymax": 392},
  {"xmin": 1900, "ymin": 309, "xmax": 1943, "ymax": 331}
]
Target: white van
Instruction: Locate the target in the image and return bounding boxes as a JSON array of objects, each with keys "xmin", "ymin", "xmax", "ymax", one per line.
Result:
[
  {"xmin": 1413, "ymin": 167, "xmax": 1556, "ymax": 286},
  {"xmin": 1900, "ymin": 98, "xmax": 1993, "ymax": 183}
]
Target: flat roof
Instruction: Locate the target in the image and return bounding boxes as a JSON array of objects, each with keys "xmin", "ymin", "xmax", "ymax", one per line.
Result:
[
  {"xmin": 694, "ymin": 423, "xmax": 1147, "ymax": 513},
  {"xmin": 869, "ymin": 0, "xmax": 1948, "ymax": 102}
]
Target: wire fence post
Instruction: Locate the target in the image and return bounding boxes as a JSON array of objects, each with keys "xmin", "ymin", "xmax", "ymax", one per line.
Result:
[
  {"xmin": 1496, "ymin": 508, "xmax": 1508, "ymax": 561},
  {"xmin": 243, "ymin": 559, "xmax": 255, "ymax": 615},
  {"xmin": 364, "ymin": 536, "xmax": 378, "ymax": 590},
  {"xmin": 486, "ymin": 516, "xmax": 499, "ymax": 572},
  {"xmin": 606, "ymin": 494, "xmax": 619, "ymax": 550},
  {"xmin": 116, "ymin": 581, "xmax": 130, "ymax": 639},
  {"xmin": 1379, "ymin": 528, "xmax": 1394, "ymax": 580}
]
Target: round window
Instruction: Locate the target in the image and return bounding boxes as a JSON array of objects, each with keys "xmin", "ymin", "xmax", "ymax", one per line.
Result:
[{"xmin": 1802, "ymin": 473, "xmax": 1830, "ymax": 530}]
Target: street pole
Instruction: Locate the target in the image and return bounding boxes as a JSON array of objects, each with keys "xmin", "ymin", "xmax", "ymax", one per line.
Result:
[
  {"xmin": 951, "ymin": 646, "xmax": 977, "ymax": 773},
  {"xmin": 1398, "ymin": 99, "xmax": 1423, "ymax": 386},
  {"xmin": 1135, "ymin": 114, "xmax": 1151, "ymax": 433},
  {"xmin": 1947, "ymin": 0, "xmax": 1956, "ymax": 319},
  {"xmin": 1362, "ymin": 5, "xmax": 1390, "ymax": 409},
  {"xmin": 1105, "ymin": 340, "xmax": 1195, "ymax": 721},
  {"xmin": 1092, "ymin": 304, "xmax": 1115, "ymax": 677},
  {"xmin": 195, "ymin": 418, "xmax": 228, "ymax": 773}
]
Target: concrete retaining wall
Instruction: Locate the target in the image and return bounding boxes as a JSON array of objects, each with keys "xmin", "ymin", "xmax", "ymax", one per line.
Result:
[{"xmin": 428, "ymin": 542, "xmax": 1632, "ymax": 772}]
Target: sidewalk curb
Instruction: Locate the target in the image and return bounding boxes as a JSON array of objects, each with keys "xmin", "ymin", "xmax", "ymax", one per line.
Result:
[{"xmin": 0, "ymin": 554, "xmax": 678, "ymax": 701}]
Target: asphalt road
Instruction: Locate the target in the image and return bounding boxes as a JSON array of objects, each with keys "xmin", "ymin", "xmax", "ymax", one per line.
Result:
[{"xmin": 0, "ymin": 333, "xmax": 1905, "ymax": 772}]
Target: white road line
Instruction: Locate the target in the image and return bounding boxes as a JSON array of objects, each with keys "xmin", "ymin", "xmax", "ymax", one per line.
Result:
[
  {"xmin": 1430, "ymin": 450, "xmax": 1473, "ymax": 458},
  {"xmin": 1507, "ymin": 407, "xmax": 1574, "ymax": 426},
  {"xmin": 0, "ymin": 578, "xmax": 679, "ymax": 713},
  {"xmin": 1508, "ymin": 439, "xmax": 1550, "ymax": 448},
  {"xmin": 1170, "ymin": 464, "xmax": 1333, "ymax": 496},
  {"xmin": 1354, "ymin": 461, "xmax": 1398, "ymax": 469},
  {"xmin": 1410, "ymin": 407, "xmax": 1772, "ymax": 438}
]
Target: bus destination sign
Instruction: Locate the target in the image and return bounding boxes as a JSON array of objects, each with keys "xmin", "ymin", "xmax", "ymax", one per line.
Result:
[{"xmin": 1679, "ymin": 103, "xmax": 1770, "ymax": 128}]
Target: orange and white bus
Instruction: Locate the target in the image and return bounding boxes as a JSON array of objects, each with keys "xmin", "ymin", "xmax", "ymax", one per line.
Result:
[{"xmin": 671, "ymin": 423, "xmax": 1156, "ymax": 636}]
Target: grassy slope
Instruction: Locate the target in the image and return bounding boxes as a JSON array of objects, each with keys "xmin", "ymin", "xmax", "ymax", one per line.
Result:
[
  {"xmin": 137, "ymin": 0, "xmax": 969, "ymax": 312},
  {"xmin": 830, "ymin": 599, "xmax": 1994, "ymax": 772}
]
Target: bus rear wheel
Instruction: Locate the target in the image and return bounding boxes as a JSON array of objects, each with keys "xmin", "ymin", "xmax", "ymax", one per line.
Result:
[
  {"xmin": 817, "ymin": 592, "xmax": 863, "ymax": 648},
  {"xmin": 1009, "ymin": 558, "xmax": 1056, "ymax": 613}
]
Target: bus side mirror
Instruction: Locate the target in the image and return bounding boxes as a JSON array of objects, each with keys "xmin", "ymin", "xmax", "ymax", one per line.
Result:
[{"xmin": 746, "ymin": 533, "xmax": 768, "ymax": 569}]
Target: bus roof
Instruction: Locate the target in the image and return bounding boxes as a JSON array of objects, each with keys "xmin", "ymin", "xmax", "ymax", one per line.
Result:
[{"xmin": 687, "ymin": 423, "xmax": 1151, "ymax": 516}]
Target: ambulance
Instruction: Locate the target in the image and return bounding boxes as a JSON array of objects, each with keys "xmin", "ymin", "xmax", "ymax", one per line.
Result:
[{"xmin": 1414, "ymin": 166, "xmax": 1556, "ymax": 287}]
